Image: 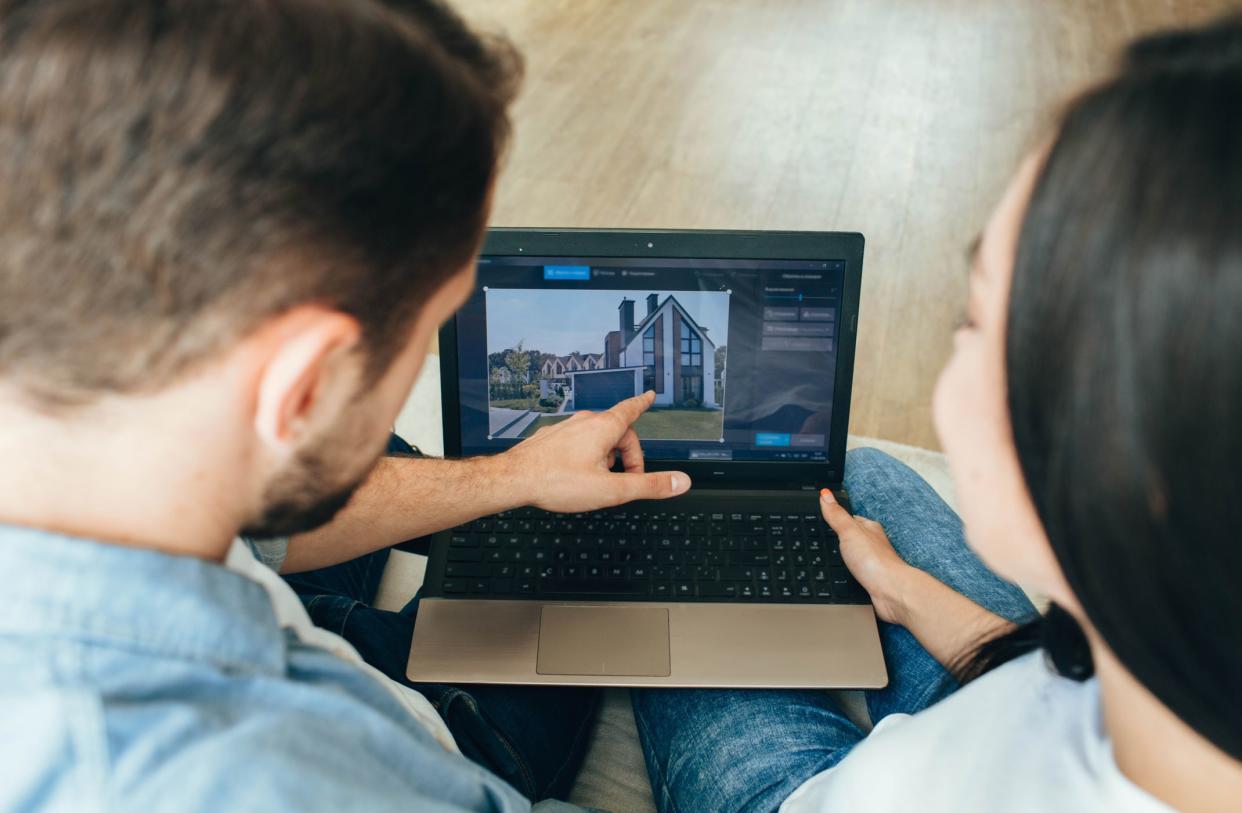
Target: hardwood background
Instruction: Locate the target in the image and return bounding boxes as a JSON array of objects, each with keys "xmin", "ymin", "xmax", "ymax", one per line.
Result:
[{"xmin": 452, "ymin": 0, "xmax": 1239, "ymax": 449}]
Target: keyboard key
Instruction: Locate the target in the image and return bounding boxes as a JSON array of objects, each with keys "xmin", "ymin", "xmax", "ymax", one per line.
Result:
[
  {"xmin": 447, "ymin": 548, "xmax": 483, "ymax": 563},
  {"xmin": 698, "ymin": 583, "xmax": 739, "ymax": 598},
  {"xmin": 442, "ymin": 580, "xmax": 466, "ymax": 594},
  {"xmin": 829, "ymin": 568, "xmax": 856, "ymax": 596},
  {"xmin": 449, "ymin": 534, "xmax": 477, "ymax": 547},
  {"xmin": 542, "ymin": 579, "xmax": 647, "ymax": 595},
  {"xmin": 445, "ymin": 563, "xmax": 487, "ymax": 578}
]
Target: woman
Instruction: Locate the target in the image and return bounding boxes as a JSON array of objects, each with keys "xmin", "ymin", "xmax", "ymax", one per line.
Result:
[{"xmin": 632, "ymin": 15, "xmax": 1242, "ymax": 813}]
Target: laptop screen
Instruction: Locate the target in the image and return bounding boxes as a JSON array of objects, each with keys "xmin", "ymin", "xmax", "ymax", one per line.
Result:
[{"xmin": 451, "ymin": 254, "xmax": 846, "ymax": 463}]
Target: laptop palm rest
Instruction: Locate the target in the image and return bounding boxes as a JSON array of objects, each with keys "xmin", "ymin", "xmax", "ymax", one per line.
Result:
[{"xmin": 536, "ymin": 605, "xmax": 671, "ymax": 677}]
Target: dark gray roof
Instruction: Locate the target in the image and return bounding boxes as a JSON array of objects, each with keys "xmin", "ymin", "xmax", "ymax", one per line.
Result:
[{"xmin": 628, "ymin": 295, "xmax": 716, "ymax": 348}]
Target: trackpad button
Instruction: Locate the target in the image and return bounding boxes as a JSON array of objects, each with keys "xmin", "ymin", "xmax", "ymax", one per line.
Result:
[{"xmin": 537, "ymin": 605, "xmax": 671, "ymax": 677}]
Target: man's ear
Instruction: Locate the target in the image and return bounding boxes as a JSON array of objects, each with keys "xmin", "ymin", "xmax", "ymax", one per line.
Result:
[{"xmin": 251, "ymin": 306, "xmax": 363, "ymax": 452}]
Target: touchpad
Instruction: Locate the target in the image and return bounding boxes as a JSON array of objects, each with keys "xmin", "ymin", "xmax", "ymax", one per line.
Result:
[{"xmin": 537, "ymin": 605, "xmax": 671, "ymax": 677}]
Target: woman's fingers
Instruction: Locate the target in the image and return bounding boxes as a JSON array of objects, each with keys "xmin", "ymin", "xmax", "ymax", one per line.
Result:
[{"xmin": 819, "ymin": 488, "xmax": 858, "ymax": 535}]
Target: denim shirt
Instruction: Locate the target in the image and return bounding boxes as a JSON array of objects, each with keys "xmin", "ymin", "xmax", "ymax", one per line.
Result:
[{"xmin": 0, "ymin": 524, "xmax": 581, "ymax": 813}]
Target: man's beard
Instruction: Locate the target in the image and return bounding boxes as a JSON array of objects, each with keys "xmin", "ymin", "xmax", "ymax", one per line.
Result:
[{"xmin": 240, "ymin": 437, "xmax": 376, "ymax": 539}]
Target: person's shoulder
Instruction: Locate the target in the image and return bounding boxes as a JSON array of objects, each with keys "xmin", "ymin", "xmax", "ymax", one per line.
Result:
[
  {"xmin": 110, "ymin": 698, "xmax": 495, "ymax": 812},
  {"xmin": 784, "ymin": 652, "xmax": 1117, "ymax": 813},
  {"xmin": 64, "ymin": 661, "xmax": 506, "ymax": 813}
]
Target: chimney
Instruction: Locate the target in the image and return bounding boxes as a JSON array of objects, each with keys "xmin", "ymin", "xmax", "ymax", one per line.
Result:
[
  {"xmin": 619, "ymin": 298, "xmax": 635, "ymax": 346},
  {"xmin": 646, "ymin": 293, "xmax": 659, "ymax": 317}
]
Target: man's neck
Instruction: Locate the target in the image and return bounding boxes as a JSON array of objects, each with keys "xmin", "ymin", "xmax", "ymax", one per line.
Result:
[
  {"xmin": 0, "ymin": 389, "xmax": 246, "ymax": 561},
  {"xmin": 1094, "ymin": 636, "xmax": 1242, "ymax": 812}
]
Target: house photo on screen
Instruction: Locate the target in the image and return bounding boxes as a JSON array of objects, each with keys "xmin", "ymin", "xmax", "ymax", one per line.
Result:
[{"xmin": 484, "ymin": 288, "xmax": 730, "ymax": 441}]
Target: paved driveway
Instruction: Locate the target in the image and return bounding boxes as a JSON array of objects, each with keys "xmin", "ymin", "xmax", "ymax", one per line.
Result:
[
  {"xmin": 488, "ymin": 407, "xmax": 529, "ymax": 435},
  {"xmin": 494, "ymin": 411, "xmax": 539, "ymax": 439}
]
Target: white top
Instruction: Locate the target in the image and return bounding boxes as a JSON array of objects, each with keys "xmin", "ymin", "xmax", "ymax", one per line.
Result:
[
  {"xmin": 782, "ymin": 651, "xmax": 1172, "ymax": 812},
  {"xmin": 225, "ymin": 538, "xmax": 458, "ymax": 754}
]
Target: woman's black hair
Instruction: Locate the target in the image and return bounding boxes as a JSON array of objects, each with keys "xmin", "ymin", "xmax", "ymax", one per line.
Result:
[{"xmin": 957, "ymin": 14, "xmax": 1242, "ymax": 761}]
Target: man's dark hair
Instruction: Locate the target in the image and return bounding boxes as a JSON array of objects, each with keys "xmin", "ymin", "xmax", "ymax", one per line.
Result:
[
  {"xmin": 0, "ymin": 0, "xmax": 521, "ymax": 408},
  {"xmin": 956, "ymin": 13, "xmax": 1242, "ymax": 761}
]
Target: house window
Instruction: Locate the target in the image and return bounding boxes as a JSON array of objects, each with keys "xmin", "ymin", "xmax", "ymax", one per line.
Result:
[
  {"xmin": 679, "ymin": 331, "xmax": 702, "ymax": 369},
  {"xmin": 642, "ymin": 325, "xmax": 656, "ymax": 391}
]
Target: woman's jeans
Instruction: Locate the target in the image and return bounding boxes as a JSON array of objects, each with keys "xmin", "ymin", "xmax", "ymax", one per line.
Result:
[
  {"xmin": 282, "ymin": 434, "xmax": 599, "ymax": 803},
  {"xmin": 631, "ymin": 447, "xmax": 1038, "ymax": 813}
]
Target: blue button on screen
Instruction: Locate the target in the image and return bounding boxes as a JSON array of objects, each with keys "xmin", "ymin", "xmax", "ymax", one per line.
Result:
[
  {"xmin": 543, "ymin": 265, "xmax": 591, "ymax": 280},
  {"xmin": 754, "ymin": 432, "xmax": 792, "ymax": 447}
]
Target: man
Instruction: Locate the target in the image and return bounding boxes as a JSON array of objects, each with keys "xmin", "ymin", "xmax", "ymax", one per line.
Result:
[{"xmin": 0, "ymin": 1, "xmax": 688, "ymax": 810}]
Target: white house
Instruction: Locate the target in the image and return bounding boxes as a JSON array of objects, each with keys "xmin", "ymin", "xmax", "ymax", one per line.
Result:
[
  {"xmin": 577, "ymin": 294, "xmax": 715, "ymax": 408},
  {"xmin": 558, "ymin": 294, "xmax": 721, "ymax": 412}
]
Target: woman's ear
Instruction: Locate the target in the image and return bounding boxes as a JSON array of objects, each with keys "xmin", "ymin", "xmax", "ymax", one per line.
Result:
[{"xmin": 250, "ymin": 307, "xmax": 363, "ymax": 453}]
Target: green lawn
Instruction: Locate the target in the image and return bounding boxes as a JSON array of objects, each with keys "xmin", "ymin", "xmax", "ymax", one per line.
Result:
[{"xmin": 519, "ymin": 408, "xmax": 723, "ymax": 440}]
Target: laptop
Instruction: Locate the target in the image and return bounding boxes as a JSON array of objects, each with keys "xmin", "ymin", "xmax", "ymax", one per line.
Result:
[{"xmin": 407, "ymin": 228, "xmax": 887, "ymax": 689}]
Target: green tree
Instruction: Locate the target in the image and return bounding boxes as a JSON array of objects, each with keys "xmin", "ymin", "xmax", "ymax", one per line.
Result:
[{"xmin": 505, "ymin": 340, "xmax": 531, "ymax": 385}]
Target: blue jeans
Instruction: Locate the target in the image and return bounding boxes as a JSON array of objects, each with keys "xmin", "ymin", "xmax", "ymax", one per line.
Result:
[
  {"xmin": 631, "ymin": 448, "xmax": 1038, "ymax": 813},
  {"xmin": 283, "ymin": 435, "xmax": 599, "ymax": 803}
]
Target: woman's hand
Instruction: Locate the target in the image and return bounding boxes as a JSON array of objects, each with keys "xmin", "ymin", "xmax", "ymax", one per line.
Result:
[
  {"xmin": 819, "ymin": 489, "xmax": 915, "ymax": 624},
  {"xmin": 819, "ymin": 488, "xmax": 1014, "ymax": 667}
]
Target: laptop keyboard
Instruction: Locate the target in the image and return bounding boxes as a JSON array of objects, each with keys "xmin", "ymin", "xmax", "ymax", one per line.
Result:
[{"xmin": 436, "ymin": 506, "xmax": 867, "ymax": 603}]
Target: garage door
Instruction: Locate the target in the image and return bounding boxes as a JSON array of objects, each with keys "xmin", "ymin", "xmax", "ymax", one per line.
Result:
[{"xmin": 574, "ymin": 371, "xmax": 637, "ymax": 411}]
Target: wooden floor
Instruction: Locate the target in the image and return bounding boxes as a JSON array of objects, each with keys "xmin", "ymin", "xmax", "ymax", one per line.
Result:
[{"xmin": 453, "ymin": 0, "xmax": 1237, "ymax": 449}]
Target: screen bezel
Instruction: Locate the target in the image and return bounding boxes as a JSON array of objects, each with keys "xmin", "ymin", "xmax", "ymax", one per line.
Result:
[{"xmin": 440, "ymin": 228, "xmax": 864, "ymax": 488}]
